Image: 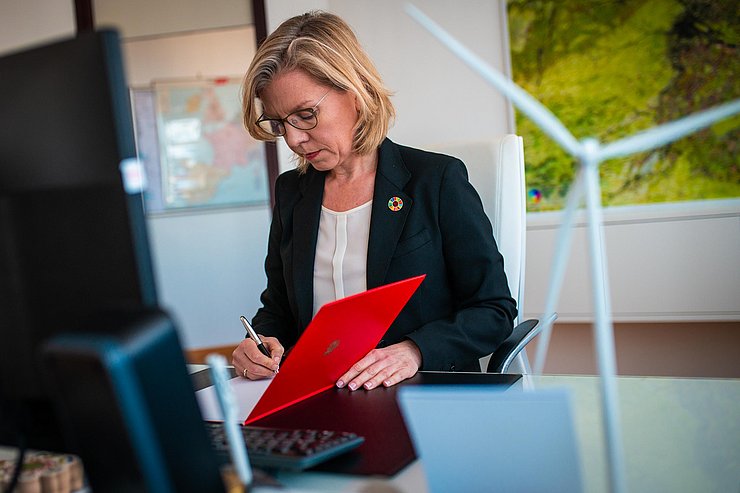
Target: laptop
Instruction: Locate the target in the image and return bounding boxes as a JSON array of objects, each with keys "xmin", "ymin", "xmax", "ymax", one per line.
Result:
[
  {"xmin": 245, "ymin": 274, "xmax": 425, "ymax": 424},
  {"xmin": 397, "ymin": 385, "xmax": 583, "ymax": 493}
]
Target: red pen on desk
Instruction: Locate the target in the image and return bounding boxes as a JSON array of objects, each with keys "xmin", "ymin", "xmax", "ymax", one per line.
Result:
[{"xmin": 240, "ymin": 316, "xmax": 279, "ymax": 373}]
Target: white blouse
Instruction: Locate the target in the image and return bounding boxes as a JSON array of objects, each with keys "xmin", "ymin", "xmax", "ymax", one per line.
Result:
[{"xmin": 313, "ymin": 200, "xmax": 372, "ymax": 316}]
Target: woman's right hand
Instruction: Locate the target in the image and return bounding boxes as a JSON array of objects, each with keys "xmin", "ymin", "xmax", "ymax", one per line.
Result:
[{"xmin": 232, "ymin": 336, "xmax": 283, "ymax": 380}]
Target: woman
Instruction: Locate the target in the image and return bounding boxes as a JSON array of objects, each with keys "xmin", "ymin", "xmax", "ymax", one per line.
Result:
[{"xmin": 232, "ymin": 11, "xmax": 516, "ymax": 391}]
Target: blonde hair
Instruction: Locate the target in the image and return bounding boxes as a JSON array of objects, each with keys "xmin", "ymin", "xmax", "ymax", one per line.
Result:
[{"xmin": 242, "ymin": 11, "xmax": 395, "ymax": 172}]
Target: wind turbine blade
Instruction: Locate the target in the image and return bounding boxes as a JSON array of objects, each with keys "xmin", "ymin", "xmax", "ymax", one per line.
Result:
[
  {"xmin": 597, "ymin": 99, "xmax": 740, "ymax": 161},
  {"xmin": 405, "ymin": 3, "xmax": 582, "ymax": 157}
]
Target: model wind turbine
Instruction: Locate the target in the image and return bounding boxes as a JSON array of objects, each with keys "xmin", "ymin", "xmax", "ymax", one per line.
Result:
[{"xmin": 405, "ymin": 4, "xmax": 740, "ymax": 493}]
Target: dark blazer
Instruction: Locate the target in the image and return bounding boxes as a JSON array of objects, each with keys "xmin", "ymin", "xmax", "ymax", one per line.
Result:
[{"xmin": 252, "ymin": 138, "xmax": 516, "ymax": 371}]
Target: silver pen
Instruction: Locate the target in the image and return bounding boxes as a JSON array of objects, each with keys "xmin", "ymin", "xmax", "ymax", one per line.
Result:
[{"xmin": 240, "ymin": 316, "xmax": 278, "ymax": 373}]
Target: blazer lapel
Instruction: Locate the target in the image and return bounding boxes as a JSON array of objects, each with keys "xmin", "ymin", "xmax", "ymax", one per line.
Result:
[
  {"xmin": 292, "ymin": 168, "xmax": 325, "ymax": 329},
  {"xmin": 367, "ymin": 139, "xmax": 411, "ymax": 288}
]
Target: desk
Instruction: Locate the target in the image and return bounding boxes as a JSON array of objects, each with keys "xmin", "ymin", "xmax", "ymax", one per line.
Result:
[
  {"xmin": 211, "ymin": 373, "xmax": 740, "ymax": 493},
  {"xmin": 4, "ymin": 373, "xmax": 736, "ymax": 492}
]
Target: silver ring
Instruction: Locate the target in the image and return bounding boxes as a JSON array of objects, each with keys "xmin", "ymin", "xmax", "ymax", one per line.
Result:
[{"xmin": 243, "ymin": 368, "xmax": 248, "ymax": 378}]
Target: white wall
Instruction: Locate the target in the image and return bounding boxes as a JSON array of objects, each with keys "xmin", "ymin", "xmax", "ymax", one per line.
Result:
[
  {"xmin": 0, "ymin": 0, "xmax": 74, "ymax": 54},
  {"xmin": 116, "ymin": 21, "xmax": 272, "ymax": 349},
  {"xmin": 0, "ymin": 0, "xmax": 269, "ymax": 350},
  {"xmin": 93, "ymin": 0, "xmax": 250, "ymax": 38},
  {"xmin": 267, "ymin": 1, "xmax": 515, "ymax": 173},
  {"xmin": 128, "ymin": 0, "xmax": 516, "ymax": 349},
  {"xmin": 525, "ymin": 200, "xmax": 740, "ymax": 322},
  {"xmin": 3, "ymin": 0, "xmax": 737, "ymax": 352},
  {"xmin": 267, "ymin": 1, "xmax": 740, "ymax": 324}
]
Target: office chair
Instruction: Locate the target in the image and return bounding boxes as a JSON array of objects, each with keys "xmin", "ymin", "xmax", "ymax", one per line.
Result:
[{"xmin": 432, "ymin": 135, "xmax": 544, "ymax": 374}]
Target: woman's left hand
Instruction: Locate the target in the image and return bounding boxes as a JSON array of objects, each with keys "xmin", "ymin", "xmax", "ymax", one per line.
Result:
[{"xmin": 336, "ymin": 340, "xmax": 422, "ymax": 391}]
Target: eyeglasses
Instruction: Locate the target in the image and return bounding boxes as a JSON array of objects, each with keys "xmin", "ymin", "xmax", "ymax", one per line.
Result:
[{"xmin": 256, "ymin": 90, "xmax": 331, "ymax": 137}]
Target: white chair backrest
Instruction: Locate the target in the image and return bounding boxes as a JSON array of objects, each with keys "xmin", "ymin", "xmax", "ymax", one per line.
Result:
[{"xmin": 430, "ymin": 135, "xmax": 529, "ymax": 372}]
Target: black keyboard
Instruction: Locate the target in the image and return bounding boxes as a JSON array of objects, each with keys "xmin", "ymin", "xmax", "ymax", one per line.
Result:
[{"xmin": 205, "ymin": 421, "xmax": 364, "ymax": 470}]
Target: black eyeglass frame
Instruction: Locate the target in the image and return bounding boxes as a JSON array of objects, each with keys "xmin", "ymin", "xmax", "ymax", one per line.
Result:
[{"xmin": 256, "ymin": 90, "xmax": 331, "ymax": 137}]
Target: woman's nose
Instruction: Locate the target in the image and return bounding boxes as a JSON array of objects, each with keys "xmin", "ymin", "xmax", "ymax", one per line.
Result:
[{"xmin": 283, "ymin": 125, "xmax": 309, "ymax": 148}]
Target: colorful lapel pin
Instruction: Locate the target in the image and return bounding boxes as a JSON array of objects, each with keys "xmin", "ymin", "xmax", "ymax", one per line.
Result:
[{"xmin": 388, "ymin": 196, "xmax": 404, "ymax": 211}]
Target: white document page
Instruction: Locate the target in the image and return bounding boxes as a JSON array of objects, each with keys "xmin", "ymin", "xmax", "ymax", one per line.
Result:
[{"xmin": 196, "ymin": 376, "xmax": 271, "ymax": 422}]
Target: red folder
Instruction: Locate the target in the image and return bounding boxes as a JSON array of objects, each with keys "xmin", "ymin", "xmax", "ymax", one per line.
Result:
[{"xmin": 245, "ymin": 274, "xmax": 425, "ymax": 424}]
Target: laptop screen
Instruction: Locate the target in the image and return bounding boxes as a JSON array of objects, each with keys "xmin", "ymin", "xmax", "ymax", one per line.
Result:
[{"xmin": 397, "ymin": 385, "xmax": 583, "ymax": 493}]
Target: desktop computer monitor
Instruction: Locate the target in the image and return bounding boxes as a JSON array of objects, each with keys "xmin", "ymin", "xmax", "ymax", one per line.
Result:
[
  {"xmin": 0, "ymin": 30, "xmax": 225, "ymax": 491},
  {"xmin": 0, "ymin": 28, "xmax": 156, "ymax": 448}
]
